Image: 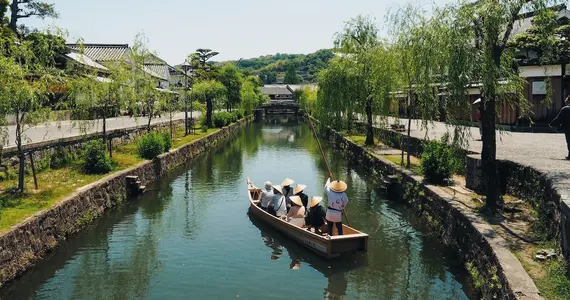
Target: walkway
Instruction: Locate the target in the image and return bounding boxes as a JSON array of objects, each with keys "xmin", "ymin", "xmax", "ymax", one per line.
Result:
[
  {"xmin": 3, "ymin": 111, "xmax": 201, "ymax": 151},
  {"xmin": 382, "ymin": 116, "xmax": 570, "ymax": 203}
]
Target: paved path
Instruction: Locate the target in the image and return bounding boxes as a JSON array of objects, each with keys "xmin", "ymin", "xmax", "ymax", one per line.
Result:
[
  {"xmin": 3, "ymin": 111, "xmax": 201, "ymax": 149},
  {"xmin": 382, "ymin": 116, "xmax": 570, "ymax": 201}
]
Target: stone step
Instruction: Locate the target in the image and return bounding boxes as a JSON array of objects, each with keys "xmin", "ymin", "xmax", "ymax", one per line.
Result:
[{"xmin": 126, "ymin": 175, "xmax": 139, "ymax": 183}]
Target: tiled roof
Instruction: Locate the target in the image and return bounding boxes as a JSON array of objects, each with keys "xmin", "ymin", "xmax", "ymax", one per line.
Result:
[
  {"xmin": 144, "ymin": 64, "xmax": 169, "ymax": 81},
  {"xmin": 261, "ymin": 85, "xmax": 293, "ymax": 95},
  {"xmin": 143, "ymin": 65, "xmax": 168, "ymax": 80},
  {"xmin": 65, "ymin": 52, "xmax": 109, "ymax": 71},
  {"xmin": 66, "ymin": 44, "xmax": 129, "ymax": 62}
]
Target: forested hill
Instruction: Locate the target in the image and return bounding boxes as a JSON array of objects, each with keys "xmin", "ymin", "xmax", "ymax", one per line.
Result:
[{"xmin": 216, "ymin": 49, "xmax": 335, "ymax": 84}]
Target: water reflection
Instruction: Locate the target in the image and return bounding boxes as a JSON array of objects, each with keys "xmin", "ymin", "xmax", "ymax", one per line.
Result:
[{"xmin": 248, "ymin": 212, "xmax": 367, "ymax": 300}]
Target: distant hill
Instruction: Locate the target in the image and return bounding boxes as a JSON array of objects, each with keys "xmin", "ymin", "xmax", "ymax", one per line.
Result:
[{"xmin": 217, "ymin": 49, "xmax": 335, "ymax": 84}]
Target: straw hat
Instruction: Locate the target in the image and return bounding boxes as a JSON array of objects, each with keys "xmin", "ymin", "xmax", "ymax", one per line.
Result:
[
  {"xmin": 294, "ymin": 184, "xmax": 307, "ymax": 195},
  {"xmin": 289, "ymin": 196, "xmax": 303, "ymax": 207},
  {"xmin": 329, "ymin": 180, "xmax": 348, "ymax": 193},
  {"xmin": 272, "ymin": 185, "xmax": 283, "ymax": 194},
  {"xmin": 309, "ymin": 196, "xmax": 323, "ymax": 208},
  {"xmin": 281, "ymin": 178, "xmax": 295, "ymax": 187}
]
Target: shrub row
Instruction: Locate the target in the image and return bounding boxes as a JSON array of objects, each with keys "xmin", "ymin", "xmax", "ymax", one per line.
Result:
[
  {"xmin": 211, "ymin": 110, "xmax": 244, "ymax": 128},
  {"xmin": 138, "ymin": 132, "xmax": 172, "ymax": 160}
]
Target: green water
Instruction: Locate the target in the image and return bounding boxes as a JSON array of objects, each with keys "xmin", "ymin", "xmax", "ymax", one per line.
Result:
[{"xmin": 0, "ymin": 118, "xmax": 475, "ymax": 300}]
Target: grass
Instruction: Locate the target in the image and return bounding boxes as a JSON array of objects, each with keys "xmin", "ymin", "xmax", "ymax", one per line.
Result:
[
  {"xmin": 0, "ymin": 122, "xmax": 219, "ymax": 233},
  {"xmin": 513, "ymin": 241, "xmax": 570, "ymax": 300}
]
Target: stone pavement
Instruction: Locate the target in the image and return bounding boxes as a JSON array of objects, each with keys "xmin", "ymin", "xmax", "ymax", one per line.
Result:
[
  {"xmin": 381, "ymin": 116, "xmax": 570, "ymax": 208},
  {"xmin": 3, "ymin": 111, "xmax": 202, "ymax": 150}
]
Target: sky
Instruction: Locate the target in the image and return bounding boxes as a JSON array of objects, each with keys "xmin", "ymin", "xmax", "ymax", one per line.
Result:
[{"xmin": 25, "ymin": 0, "xmax": 451, "ymax": 65}]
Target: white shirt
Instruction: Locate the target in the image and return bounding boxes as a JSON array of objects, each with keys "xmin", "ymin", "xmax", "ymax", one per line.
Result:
[
  {"xmin": 261, "ymin": 190, "xmax": 274, "ymax": 208},
  {"xmin": 271, "ymin": 194, "xmax": 287, "ymax": 217},
  {"xmin": 325, "ymin": 178, "xmax": 348, "ymax": 223}
]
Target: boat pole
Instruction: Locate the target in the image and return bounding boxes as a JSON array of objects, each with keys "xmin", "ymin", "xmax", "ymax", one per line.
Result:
[{"xmin": 306, "ymin": 115, "xmax": 351, "ymax": 227}]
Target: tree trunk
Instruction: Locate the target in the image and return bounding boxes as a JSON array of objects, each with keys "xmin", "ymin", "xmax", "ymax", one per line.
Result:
[
  {"xmin": 206, "ymin": 97, "xmax": 213, "ymax": 128},
  {"xmin": 406, "ymin": 92, "xmax": 413, "ymax": 168},
  {"xmin": 185, "ymin": 97, "xmax": 189, "ymax": 136},
  {"xmin": 147, "ymin": 104, "xmax": 153, "ymax": 133},
  {"xmin": 9, "ymin": 0, "xmax": 18, "ymax": 33},
  {"xmin": 29, "ymin": 152, "xmax": 38, "ymax": 190},
  {"xmin": 365, "ymin": 99, "xmax": 374, "ymax": 145},
  {"xmin": 102, "ymin": 109, "xmax": 108, "ymax": 154},
  {"xmin": 481, "ymin": 95, "xmax": 500, "ymax": 210},
  {"xmin": 15, "ymin": 112, "xmax": 24, "ymax": 192},
  {"xmin": 481, "ymin": 50, "xmax": 502, "ymax": 211}
]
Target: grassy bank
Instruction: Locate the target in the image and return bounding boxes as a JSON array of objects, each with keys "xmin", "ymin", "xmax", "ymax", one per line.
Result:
[{"xmin": 0, "ymin": 125, "xmax": 218, "ymax": 234}]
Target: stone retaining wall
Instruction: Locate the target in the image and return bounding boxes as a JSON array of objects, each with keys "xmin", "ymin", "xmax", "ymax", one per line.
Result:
[
  {"xmin": 466, "ymin": 155, "xmax": 570, "ymax": 270},
  {"xmin": 0, "ymin": 116, "xmax": 252, "ymax": 286},
  {"xmin": 319, "ymin": 122, "xmax": 541, "ymax": 300}
]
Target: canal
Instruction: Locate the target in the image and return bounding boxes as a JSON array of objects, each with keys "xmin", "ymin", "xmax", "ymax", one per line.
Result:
[{"xmin": 0, "ymin": 119, "xmax": 475, "ymax": 300}]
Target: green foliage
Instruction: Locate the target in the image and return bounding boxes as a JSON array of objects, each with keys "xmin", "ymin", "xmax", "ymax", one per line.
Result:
[
  {"xmin": 161, "ymin": 132, "xmax": 172, "ymax": 152},
  {"xmin": 284, "ymin": 64, "xmax": 301, "ymax": 84},
  {"xmin": 420, "ymin": 134, "xmax": 458, "ymax": 185},
  {"xmin": 219, "ymin": 49, "xmax": 335, "ymax": 83},
  {"xmin": 201, "ymin": 125, "xmax": 208, "ymax": 133},
  {"xmin": 212, "ymin": 111, "xmax": 239, "ymax": 128},
  {"xmin": 218, "ymin": 64, "xmax": 243, "ymax": 110},
  {"xmin": 190, "ymin": 80, "xmax": 227, "ymax": 128},
  {"xmin": 82, "ymin": 140, "xmax": 113, "ymax": 174},
  {"xmin": 23, "ymin": 32, "xmax": 68, "ymax": 67},
  {"xmin": 296, "ymin": 86, "xmax": 317, "ymax": 114},
  {"xmin": 50, "ymin": 147, "xmax": 74, "ymax": 169},
  {"xmin": 138, "ymin": 132, "xmax": 165, "ymax": 160},
  {"xmin": 7, "ymin": 0, "xmax": 59, "ymax": 33}
]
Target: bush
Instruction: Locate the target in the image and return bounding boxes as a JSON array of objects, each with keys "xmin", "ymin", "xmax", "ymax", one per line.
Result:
[
  {"xmin": 50, "ymin": 147, "xmax": 74, "ymax": 169},
  {"xmin": 234, "ymin": 109, "xmax": 244, "ymax": 120},
  {"xmin": 420, "ymin": 134, "xmax": 457, "ymax": 185},
  {"xmin": 138, "ymin": 132, "xmax": 165, "ymax": 159},
  {"xmin": 201, "ymin": 125, "xmax": 208, "ymax": 133},
  {"xmin": 161, "ymin": 132, "xmax": 172, "ymax": 152},
  {"xmin": 83, "ymin": 140, "xmax": 113, "ymax": 174}
]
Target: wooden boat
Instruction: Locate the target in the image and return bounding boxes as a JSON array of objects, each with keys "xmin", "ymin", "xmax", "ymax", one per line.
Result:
[{"xmin": 247, "ymin": 177, "xmax": 369, "ymax": 259}]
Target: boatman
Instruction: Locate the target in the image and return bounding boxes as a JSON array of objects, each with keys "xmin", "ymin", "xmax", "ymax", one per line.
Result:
[{"xmin": 324, "ymin": 174, "xmax": 348, "ymax": 236}]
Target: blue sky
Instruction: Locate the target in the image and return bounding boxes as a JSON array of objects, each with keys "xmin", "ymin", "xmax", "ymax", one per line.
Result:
[{"xmin": 25, "ymin": 0, "xmax": 451, "ymax": 65}]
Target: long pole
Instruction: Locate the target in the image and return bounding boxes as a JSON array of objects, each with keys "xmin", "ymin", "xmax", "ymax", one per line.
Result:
[{"xmin": 306, "ymin": 115, "xmax": 351, "ymax": 227}]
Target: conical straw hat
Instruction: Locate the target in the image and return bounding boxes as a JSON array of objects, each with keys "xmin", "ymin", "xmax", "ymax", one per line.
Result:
[
  {"xmin": 272, "ymin": 185, "xmax": 283, "ymax": 194},
  {"xmin": 294, "ymin": 184, "xmax": 307, "ymax": 195},
  {"xmin": 289, "ymin": 196, "xmax": 303, "ymax": 207},
  {"xmin": 329, "ymin": 180, "xmax": 347, "ymax": 193},
  {"xmin": 281, "ymin": 178, "xmax": 295, "ymax": 187},
  {"xmin": 309, "ymin": 196, "xmax": 323, "ymax": 208}
]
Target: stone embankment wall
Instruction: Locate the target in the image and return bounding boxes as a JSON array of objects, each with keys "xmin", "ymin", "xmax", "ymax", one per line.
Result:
[
  {"xmin": 319, "ymin": 122, "xmax": 541, "ymax": 300},
  {"xmin": 466, "ymin": 155, "xmax": 570, "ymax": 272},
  {"xmin": 0, "ymin": 117, "xmax": 251, "ymax": 286},
  {"xmin": 358, "ymin": 121, "xmax": 570, "ymax": 276}
]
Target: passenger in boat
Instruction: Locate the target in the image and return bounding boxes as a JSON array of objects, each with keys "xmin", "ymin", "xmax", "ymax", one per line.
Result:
[
  {"xmin": 293, "ymin": 184, "xmax": 309, "ymax": 209},
  {"xmin": 325, "ymin": 175, "xmax": 348, "ymax": 236},
  {"xmin": 269, "ymin": 185, "xmax": 287, "ymax": 217},
  {"xmin": 286, "ymin": 196, "xmax": 306, "ymax": 227},
  {"xmin": 281, "ymin": 178, "xmax": 295, "ymax": 212},
  {"xmin": 305, "ymin": 196, "xmax": 327, "ymax": 234},
  {"xmin": 260, "ymin": 181, "xmax": 274, "ymax": 211}
]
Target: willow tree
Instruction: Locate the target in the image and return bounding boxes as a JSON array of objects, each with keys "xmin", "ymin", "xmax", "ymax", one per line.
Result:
[
  {"xmin": 131, "ymin": 33, "xmax": 161, "ymax": 133},
  {"xmin": 442, "ymin": 0, "xmax": 558, "ymax": 211},
  {"xmin": 0, "ymin": 37, "xmax": 62, "ymax": 191},
  {"xmin": 333, "ymin": 15, "xmax": 379, "ymax": 145},
  {"xmin": 190, "ymin": 80, "xmax": 226, "ymax": 128},
  {"xmin": 389, "ymin": 5, "xmax": 449, "ymax": 167}
]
